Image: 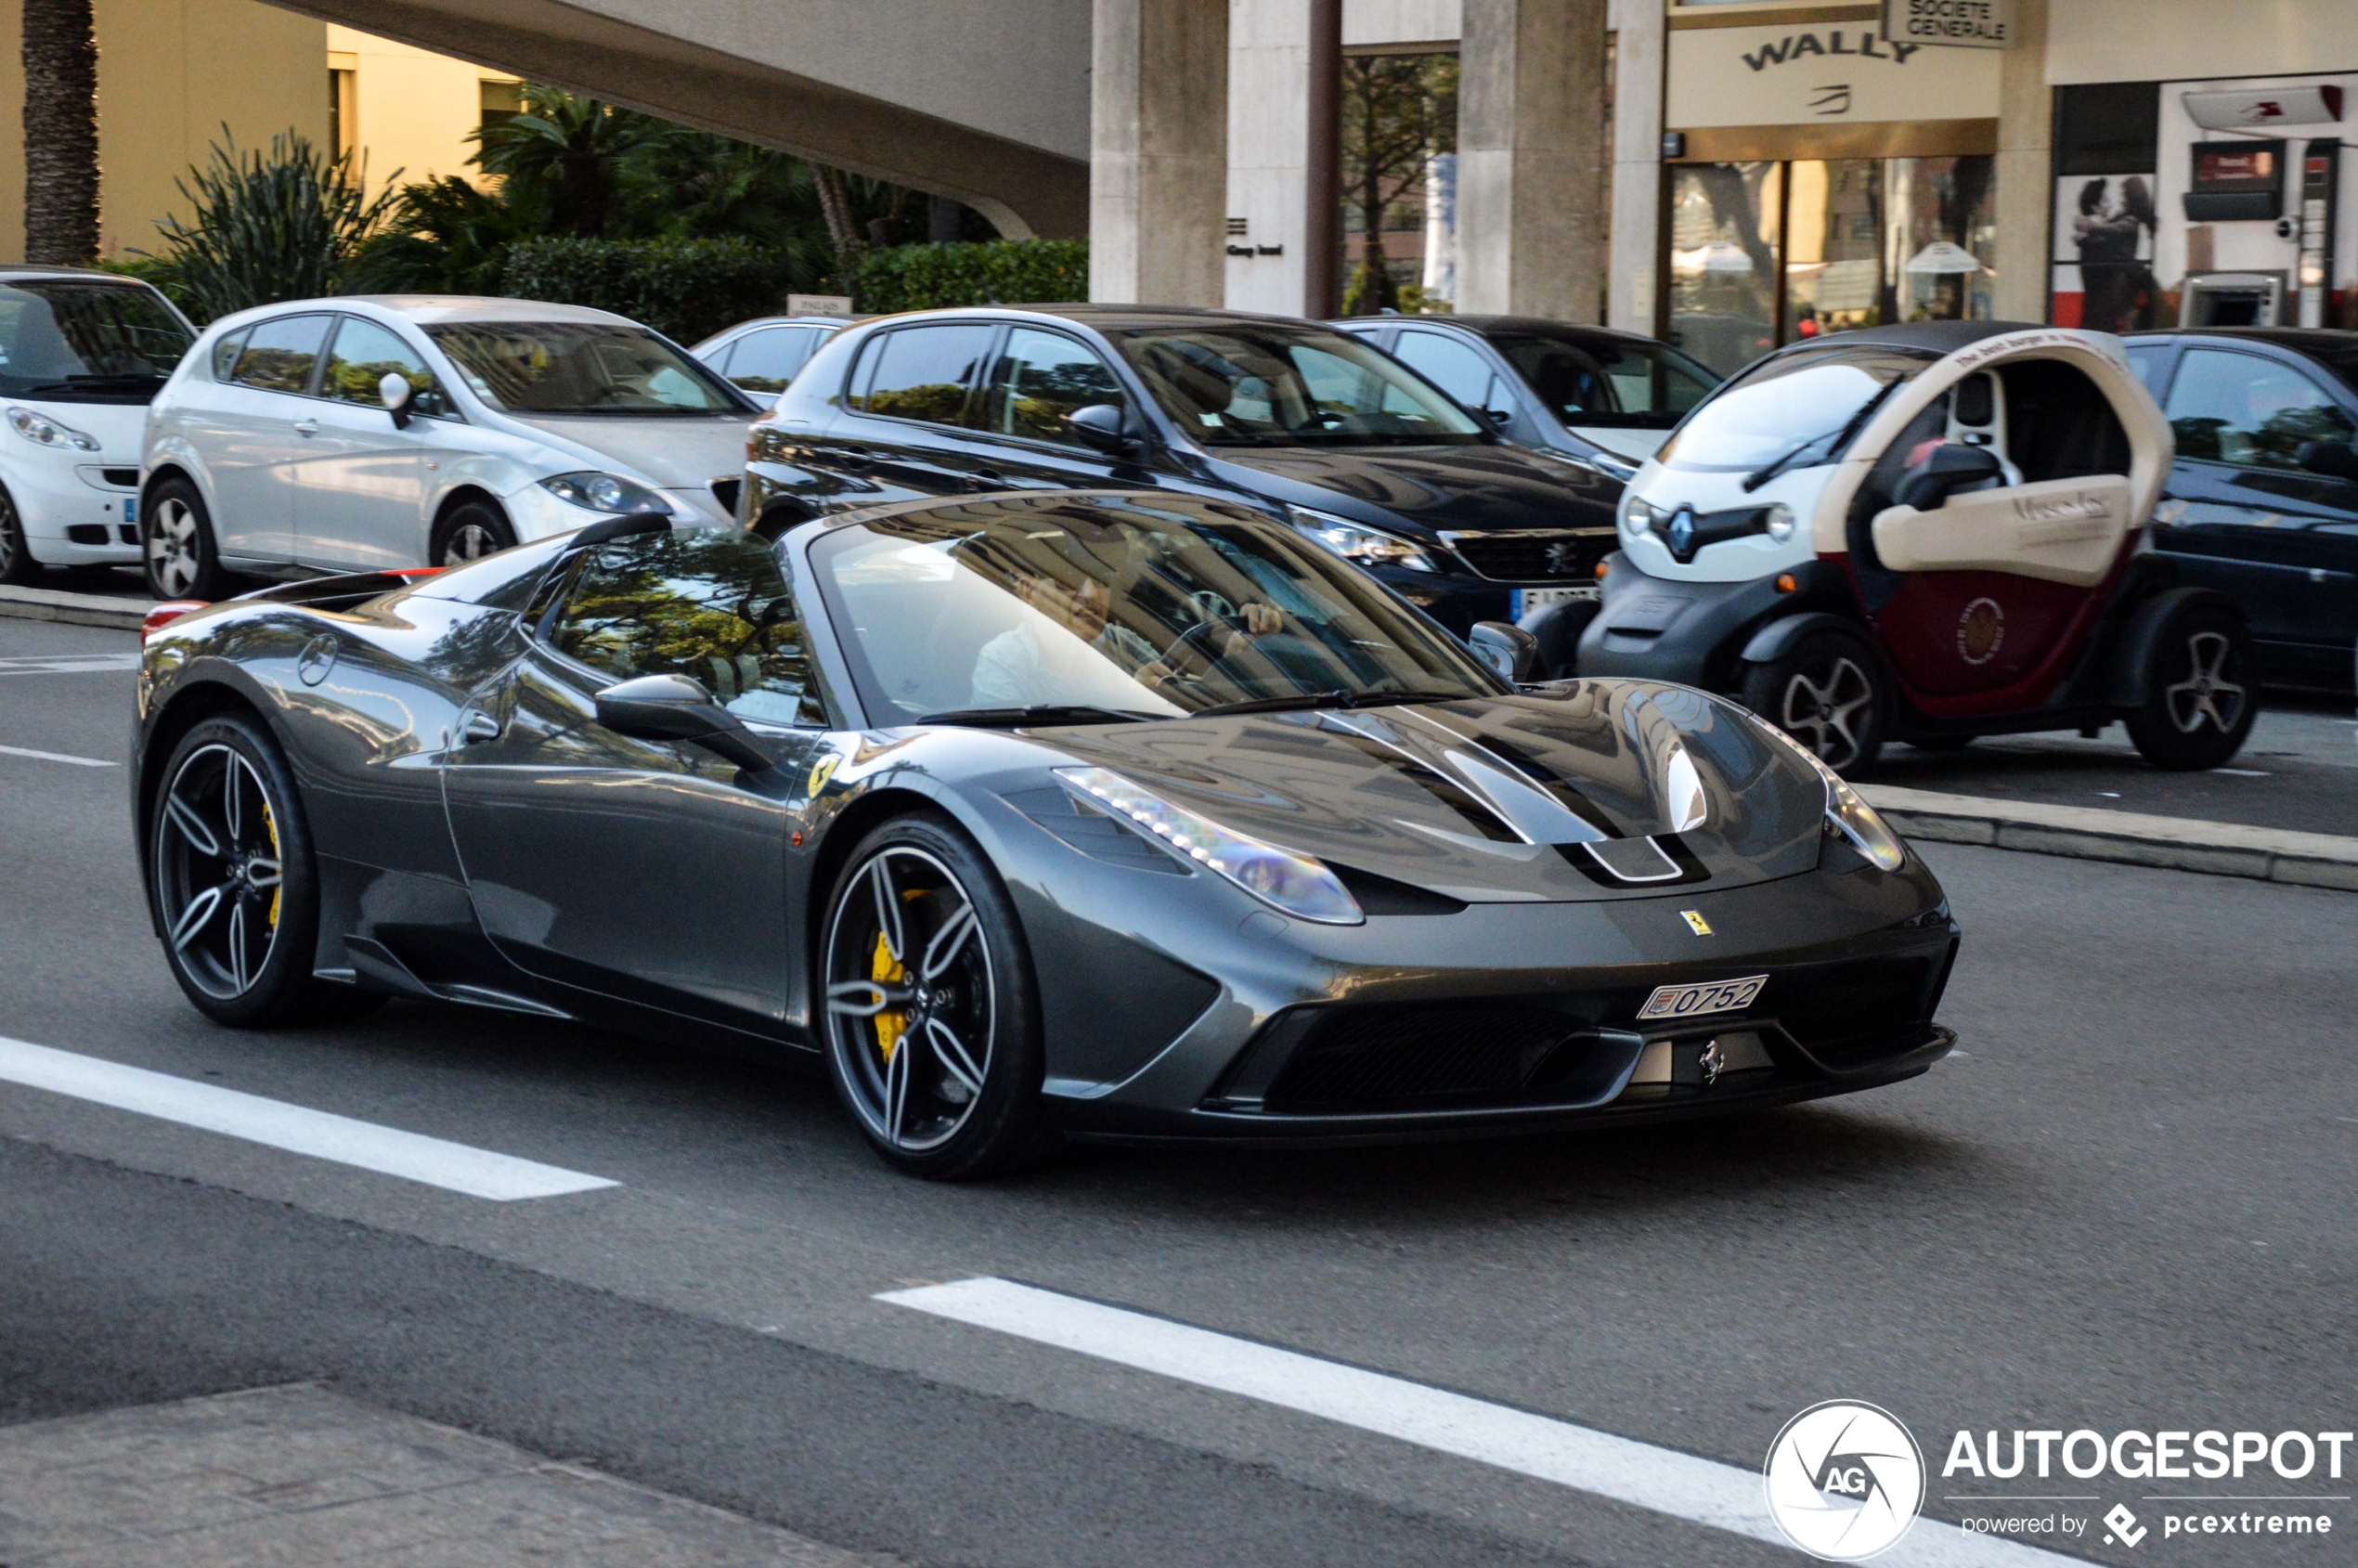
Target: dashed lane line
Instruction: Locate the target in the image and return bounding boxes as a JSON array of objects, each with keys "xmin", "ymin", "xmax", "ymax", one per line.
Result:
[
  {"xmin": 880, "ymin": 1277, "xmax": 2086, "ymax": 1567},
  {"xmin": 0, "ymin": 1036, "xmax": 617, "ymax": 1200},
  {"xmin": 0, "ymin": 743, "xmax": 115, "ymax": 767}
]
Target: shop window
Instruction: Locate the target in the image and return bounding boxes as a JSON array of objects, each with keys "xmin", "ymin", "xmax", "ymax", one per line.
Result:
[
  {"xmin": 1666, "ymin": 162, "xmax": 1781, "ymax": 377},
  {"xmin": 1340, "ymin": 50, "xmax": 1459, "ymax": 316}
]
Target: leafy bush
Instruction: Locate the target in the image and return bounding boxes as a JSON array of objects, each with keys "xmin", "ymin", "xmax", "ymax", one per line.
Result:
[
  {"xmin": 497, "ymin": 236, "xmax": 792, "ymax": 343},
  {"xmin": 852, "ymin": 240, "xmax": 1087, "ymax": 314},
  {"xmin": 139, "ymin": 131, "xmax": 398, "ymax": 323}
]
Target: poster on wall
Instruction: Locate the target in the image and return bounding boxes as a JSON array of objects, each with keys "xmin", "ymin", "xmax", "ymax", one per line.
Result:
[{"xmin": 2051, "ymin": 174, "xmax": 2157, "ymax": 331}]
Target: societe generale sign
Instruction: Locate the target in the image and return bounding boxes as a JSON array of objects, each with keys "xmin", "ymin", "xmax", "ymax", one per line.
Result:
[{"xmin": 1881, "ymin": 0, "xmax": 2017, "ymax": 50}]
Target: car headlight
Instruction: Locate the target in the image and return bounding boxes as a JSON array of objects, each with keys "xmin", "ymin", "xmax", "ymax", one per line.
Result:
[
  {"xmin": 1288, "ymin": 505, "xmax": 1435, "ymax": 573},
  {"xmin": 1056, "ymin": 766, "xmax": 1364, "ymax": 925},
  {"xmin": 1747, "ymin": 715, "xmax": 1906, "ymax": 871},
  {"xmin": 7, "ymin": 406, "xmax": 99, "ymax": 451},
  {"xmin": 538, "ymin": 471, "xmax": 673, "ymax": 515},
  {"xmin": 1764, "ymin": 502, "xmax": 1796, "ymax": 542},
  {"xmin": 1617, "ymin": 488, "xmax": 1661, "ymax": 543}
]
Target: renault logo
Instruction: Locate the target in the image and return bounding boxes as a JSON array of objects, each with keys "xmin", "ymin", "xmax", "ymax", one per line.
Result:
[{"xmin": 1665, "ymin": 505, "xmax": 1698, "ymax": 560}]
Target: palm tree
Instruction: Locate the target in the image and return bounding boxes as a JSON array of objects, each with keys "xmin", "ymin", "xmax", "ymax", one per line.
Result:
[{"xmin": 22, "ymin": 0, "xmax": 101, "ymax": 263}]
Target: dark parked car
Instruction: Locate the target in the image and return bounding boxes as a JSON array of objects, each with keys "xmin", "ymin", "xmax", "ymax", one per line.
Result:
[
  {"xmin": 1331, "ymin": 316, "xmax": 1721, "ymax": 481},
  {"xmin": 736, "ymin": 306, "xmax": 1620, "ymax": 658},
  {"xmin": 690, "ymin": 314, "xmax": 853, "ymax": 405},
  {"xmin": 2124, "ymin": 328, "xmax": 2358, "ymax": 690}
]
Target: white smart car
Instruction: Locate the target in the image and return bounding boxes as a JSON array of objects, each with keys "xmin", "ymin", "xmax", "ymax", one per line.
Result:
[
  {"xmin": 0, "ymin": 264, "xmax": 198, "ymax": 586},
  {"xmin": 141, "ymin": 296, "xmax": 760, "ymax": 598}
]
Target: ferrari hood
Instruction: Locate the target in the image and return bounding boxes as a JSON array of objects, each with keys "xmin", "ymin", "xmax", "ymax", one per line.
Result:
[
  {"xmin": 1038, "ymin": 682, "xmax": 1830, "ymax": 904},
  {"xmin": 1207, "ymin": 442, "xmax": 1617, "ymax": 536}
]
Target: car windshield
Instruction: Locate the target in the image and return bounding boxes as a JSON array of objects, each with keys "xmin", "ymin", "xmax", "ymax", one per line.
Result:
[
  {"xmin": 1656, "ymin": 344, "xmax": 1933, "ymax": 473},
  {"xmin": 1114, "ymin": 324, "xmax": 1486, "ymax": 447},
  {"xmin": 806, "ymin": 496, "xmax": 1503, "ymax": 723},
  {"xmin": 1488, "ymin": 330, "xmax": 1719, "ymax": 427},
  {"xmin": 0, "ymin": 279, "xmax": 193, "ymax": 400},
  {"xmin": 425, "ymin": 321, "xmax": 748, "ymax": 415}
]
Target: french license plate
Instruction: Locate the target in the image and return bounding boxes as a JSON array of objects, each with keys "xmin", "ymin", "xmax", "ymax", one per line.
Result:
[
  {"xmin": 1510, "ymin": 585, "xmax": 1598, "ymax": 619},
  {"xmin": 1638, "ymin": 974, "xmax": 1767, "ymax": 1022}
]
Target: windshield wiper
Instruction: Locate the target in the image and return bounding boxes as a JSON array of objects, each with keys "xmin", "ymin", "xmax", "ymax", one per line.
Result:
[
  {"xmin": 919, "ymin": 704, "xmax": 1163, "ymax": 728},
  {"xmin": 1741, "ymin": 380, "xmax": 1901, "ymax": 492}
]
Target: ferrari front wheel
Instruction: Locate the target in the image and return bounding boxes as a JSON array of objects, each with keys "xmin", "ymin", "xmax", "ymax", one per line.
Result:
[{"xmin": 820, "ymin": 814, "xmax": 1053, "ymax": 1180}]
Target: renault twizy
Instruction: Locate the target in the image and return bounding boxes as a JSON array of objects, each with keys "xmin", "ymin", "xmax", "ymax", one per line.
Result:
[{"xmin": 1576, "ymin": 322, "xmax": 2257, "ymax": 773}]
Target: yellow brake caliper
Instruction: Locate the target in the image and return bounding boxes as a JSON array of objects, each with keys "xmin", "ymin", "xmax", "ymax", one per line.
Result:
[
  {"xmin": 871, "ymin": 931, "xmax": 907, "ymax": 1062},
  {"xmin": 264, "ymin": 802, "xmax": 281, "ymax": 928}
]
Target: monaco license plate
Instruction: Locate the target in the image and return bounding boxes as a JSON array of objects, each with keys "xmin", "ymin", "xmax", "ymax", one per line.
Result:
[
  {"xmin": 1638, "ymin": 974, "xmax": 1768, "ymax": 1022},
  {"xmin": 1510, "ymin": 585, "xmax": 1598, "ymax": 619}
]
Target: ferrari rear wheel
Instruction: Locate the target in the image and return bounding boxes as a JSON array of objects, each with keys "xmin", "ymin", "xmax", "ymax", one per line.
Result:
[
  {"xmin": 149, "ymin": 715, "xmax": 379, "ymax": 1027},
  {"xmin": 820, "ymin": 814, "xmax": 1052, "ymax": 1180},
  {"xmin": 2124, "ymin": 603, "xmax": 2258, "ymax": 771},
  {"xmin": 1742, "ymin": 629, "xmax": 1886, "ymax": 777}
]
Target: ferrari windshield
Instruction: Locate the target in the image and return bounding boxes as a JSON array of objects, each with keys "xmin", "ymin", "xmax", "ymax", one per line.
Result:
[
  {"xmin": 426, "ymin": 321, "xmax": 749, "ymax": 415},
  {"xmin": 0, "ymin": 279, "xmax": 194, "ymax": 400},
  {"xmin": 1114, "ymin": 323, "xmax": 1486, "ymax": 447},
  {"xmin": 1656, "ymin": 344, "xmax": 1932, "ymax": 473},
  {"xmin": 807, "ymin": 496, "xmax": 1503, "ymax": 723}
]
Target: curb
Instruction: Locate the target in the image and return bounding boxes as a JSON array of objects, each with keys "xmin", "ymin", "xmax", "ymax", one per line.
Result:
[
  {"xmin": 0, "ymin": 584, "xmax": 149, "ymax": 631},
  {"xmin": 1863, "ymin": 784, "xmax": 2358, "ymax": 894}
]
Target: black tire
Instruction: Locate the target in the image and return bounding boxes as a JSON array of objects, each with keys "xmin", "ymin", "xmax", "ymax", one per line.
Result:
[
  {"xmin": 1740, "ymin": 628, "xmax": 1887, "ymax": 777},
  {"xmin": 431, "ymin": 499, "xmax": 516, "ymax": 566},
  {"xmin": 0, "ymin": 486, "xmax": 39, "ymax": 585},
  {"xmin": 818, "ymin": 812, "xmax": 1056, "ymax": 1180},
  {"xmin": 143, "ymin": 475, "xmax": 236, "ymax": 600},
  {"xmin": 2123, "ymin": 603, "xmax": 2259, "ymax": 771},
  {"xmin": 147, "ymin": 713, "xmax": 382, "ymax": 1027}
]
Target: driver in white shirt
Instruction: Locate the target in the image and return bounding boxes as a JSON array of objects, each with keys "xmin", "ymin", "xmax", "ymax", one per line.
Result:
[{"xmin": 969, "ymin": 574, "xmax": 1278, "ymax": 707}]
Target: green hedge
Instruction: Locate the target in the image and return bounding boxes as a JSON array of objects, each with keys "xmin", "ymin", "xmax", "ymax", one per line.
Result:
[
  {"xmin": 852, "ymin": 239, "xmax": 1087, "ymax": 314},
  {"xmin": 497, "ymin": 237, "xmax": 792, "ymax": 343}
]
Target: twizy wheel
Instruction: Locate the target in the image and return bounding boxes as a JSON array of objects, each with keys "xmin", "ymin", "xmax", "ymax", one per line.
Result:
[
  {"xmin": 143, "ymin": 476, "xmax": 235, "ymax": 601},
  {"xmin": 820, "ymin": 815, "xmax": 1052, "ymax": 1179},
  {"xmin": 2124, "ymin": 602, "xmax": 2258, "ymax": 771},
  {"xmin": 1742, "ymin": 628, "xmax": 1887, "ymax": 776},
  {"xmin": 148, "ymin": 715, "xmax": 377, "ymax": 1026}
]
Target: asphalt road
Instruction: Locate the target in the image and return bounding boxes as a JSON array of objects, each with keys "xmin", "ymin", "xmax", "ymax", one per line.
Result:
[{"xmin": 3, "ymin": 616, "xmax": 2355, "ymax": 1566}]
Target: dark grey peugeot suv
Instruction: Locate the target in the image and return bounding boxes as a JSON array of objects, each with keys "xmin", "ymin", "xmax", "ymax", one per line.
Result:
[{"xmin": 738, "ymin": 305, "xmax": 1620, "ymax": 659}]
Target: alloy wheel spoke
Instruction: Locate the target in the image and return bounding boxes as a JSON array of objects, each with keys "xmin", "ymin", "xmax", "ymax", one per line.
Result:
[
  {"xmin": 869, "ymin": 856, "xmax": 907, "ymax": 966},
  {"xmin": 920, "ymin": 902, "xmax": 977, "ymax": 982},
  {"xmin": 169, "ymin": 881, "xmax": 233, "ymax": 951},
  {"xmin": 164, "ymin": 789, "xmax": 223, "ymax": 858},
  {"xmin": 825, "ymin": 978, "xmax": 913, "ymax": 1017},
  {"xmin": 926, "ymin": 1016, "xmax": 986, "ymax": 1099},
  {"xmin": 245, "ymin": 857, "xmax": 281, "ymax": 889},
  {"xmin": 227, "ymin": 901, "xmax": 251, "ymax": 991},
  {"xmin": 223, "ymin": 757, "xmax": 247, "ymax": 843},
  {"xmin": 882, "ymin": 1031, "xmax": 911, "ymax": 1144}
]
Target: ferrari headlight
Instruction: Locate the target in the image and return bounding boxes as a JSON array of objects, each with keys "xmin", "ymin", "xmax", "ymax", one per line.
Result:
[
  {"xmin": 538, "ymin": 471, "xmax": 672, "ymax": 515},
  {"xmin": 7, "ymin": 406, "xmax": 99, "ymax": 451},
  {"xmin": 1056, "ymin": 766, "xmax": 1364, "ymax": 925},
  {"xmin": 1747, "ymin": 715, "xmax": 1906, "ymax": 871},
  {"xmin": 1289, "ymin": 506, "xmax": 1435, "ymax": 573},
  {"xmin": 1618, "ymin": 488, "xmax": 1661, "ymax": 543}
]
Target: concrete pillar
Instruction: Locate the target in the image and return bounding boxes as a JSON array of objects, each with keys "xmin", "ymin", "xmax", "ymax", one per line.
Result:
[
  {"xmin": 1605, "ymin": 0, "xmax": 1665, "ymax": 335},
  {"xmin": 1457, "ymin": 0, "xmax": 1609, "ymax": 320},
  {"xmin": 1224, "ymin": 0, "xmax": 1309, "ymax": 315},
  {"xmin": 1091, "ymin": 0, "xmax": 1228, "ymax": 305},
  {"xmin": 1990, "ymin": 0, "xmax": 2051, "ymax": 323},
  {"xmin": 1303, "ymin": 0, "xmax": 1342, "ymax": 317}
]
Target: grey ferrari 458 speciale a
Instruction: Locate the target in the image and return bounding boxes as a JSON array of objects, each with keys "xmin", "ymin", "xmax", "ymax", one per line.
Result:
[{"xmin": 133, "ymin": 490, "xmax": 1959, "ymax": 1178}]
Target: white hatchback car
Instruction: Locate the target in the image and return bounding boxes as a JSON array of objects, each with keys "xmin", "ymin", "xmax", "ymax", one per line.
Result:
[
  {"xmin": 0, "ymin": 264, "xmax": 197, "ymax": 585},
  {"xmin": 142, "ymin": 296, "xmax": 760, "ymax": 598}
]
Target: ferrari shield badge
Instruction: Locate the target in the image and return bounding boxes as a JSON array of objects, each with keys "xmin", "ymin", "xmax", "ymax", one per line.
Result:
[{"xmin": 1680, "ymin": 910, "xmax": 1712, "ymax": 937}]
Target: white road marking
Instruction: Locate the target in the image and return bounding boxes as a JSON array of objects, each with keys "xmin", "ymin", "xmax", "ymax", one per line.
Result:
[
  {"xmin": 0, "ymin": 1036, "xmax": 617, "ymax": 1200},
  {"xmin": 0, "ymin": 743, "xmax": 115, "ymax": 767},
  {"xmin": 0, "ymin": 653, "xmax": 141, "ymax": 674},
  {"xmin": 880, "ymin": 1277, "xmax": 2084, "ymax": 1567}
]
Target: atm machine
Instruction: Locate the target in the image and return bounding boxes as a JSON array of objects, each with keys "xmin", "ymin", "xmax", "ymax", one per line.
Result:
[{"xmin": 2178, "ymin": 85, "xmax": 2343, "ymax": 328}]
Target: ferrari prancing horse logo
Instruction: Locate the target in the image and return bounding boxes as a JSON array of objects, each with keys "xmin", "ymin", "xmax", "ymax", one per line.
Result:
[{"xmin": 1680, "ymin": 910, "xmax": 1712, "ymax": 936}]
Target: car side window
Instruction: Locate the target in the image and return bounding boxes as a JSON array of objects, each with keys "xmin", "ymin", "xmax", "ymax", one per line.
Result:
[
  {"xmin": 209, "ymin": 327, "xmax": 251, "ymax": 381},
  {"xmin": 849, "ymin": 324, "xmax": 992, "ymax": 427},
  {"xmin": 2123, "ymin": 343, "xmax": 2170, "ymax": 399},
  {"xmin": 321, "ymin": 316, "xmax": 451, "ymax": 418},
  {"xmin": 727, "ymin": 327, "xmax": 819, "ymax": 395},
  {"xmin": 1393, "ymin": 331, "xmax": 1504, "ymax": 418},
  {"xmin": 981, "ymin": 327, "xmax": 1126, "ymax": 445},
  {"xmin": 228, "ymin": 313, "xmax": 332, "ymax": 395},
  {"xmin": 2165, "ymin": 348, "xmax": 2356, "ymax": 471},
  {"xmin": 549, "ymin": 531, "xmax": 824, "ymax": 727},
  {"xmin": 1294, "ymin": 342, "xmax": 1431, "ymax": 421}
]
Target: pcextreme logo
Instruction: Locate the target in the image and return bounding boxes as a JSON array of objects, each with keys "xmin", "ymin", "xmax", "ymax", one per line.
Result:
[{"xmin": 1764, "ymin": 1400, "xmax": 1926, "ymax": 1560}]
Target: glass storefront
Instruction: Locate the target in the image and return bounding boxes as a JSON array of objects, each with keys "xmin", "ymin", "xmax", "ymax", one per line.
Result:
[{"xmin": 1668, "ymin": 155, "xmax": 1998, "ymax": 377}]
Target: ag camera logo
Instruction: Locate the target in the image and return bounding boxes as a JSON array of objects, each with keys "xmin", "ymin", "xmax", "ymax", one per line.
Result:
[{"xmin": 1765, "ymin": 1400, "xmax": 1927, "ymax": 1560}]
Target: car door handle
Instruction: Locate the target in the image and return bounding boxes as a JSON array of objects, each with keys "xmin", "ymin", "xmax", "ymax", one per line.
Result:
[
  {"xmin": 292, "ymin": 419, "xmax": 319, "ymax": 437},
  {"xmin": 461, "ymin": 711, "xmax": 501, "ymax": 745}
]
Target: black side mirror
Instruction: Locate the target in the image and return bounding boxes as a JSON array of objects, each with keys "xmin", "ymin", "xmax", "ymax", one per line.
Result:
[
  {"xmin": 1469, "ymin": 620, "xmax": 1541, "ymax": 684},
  {"xmin": 595, "ymin": 673, "xmax": 772, "ymax": 772},
  {"xmin": 2297, "ymin": 438, "xmax": 2358, "ymax": 482},
  {"xmin": 1063, "ymin": 403, "xmax": 1136, "ymax": 456},
  {"xmin": 379, "ymin": 371, "xmax": 414, "ymax": 429},
  {"xmin": 1893, "ymin": 442, "xmax": 2003, "ymax": 512}
]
